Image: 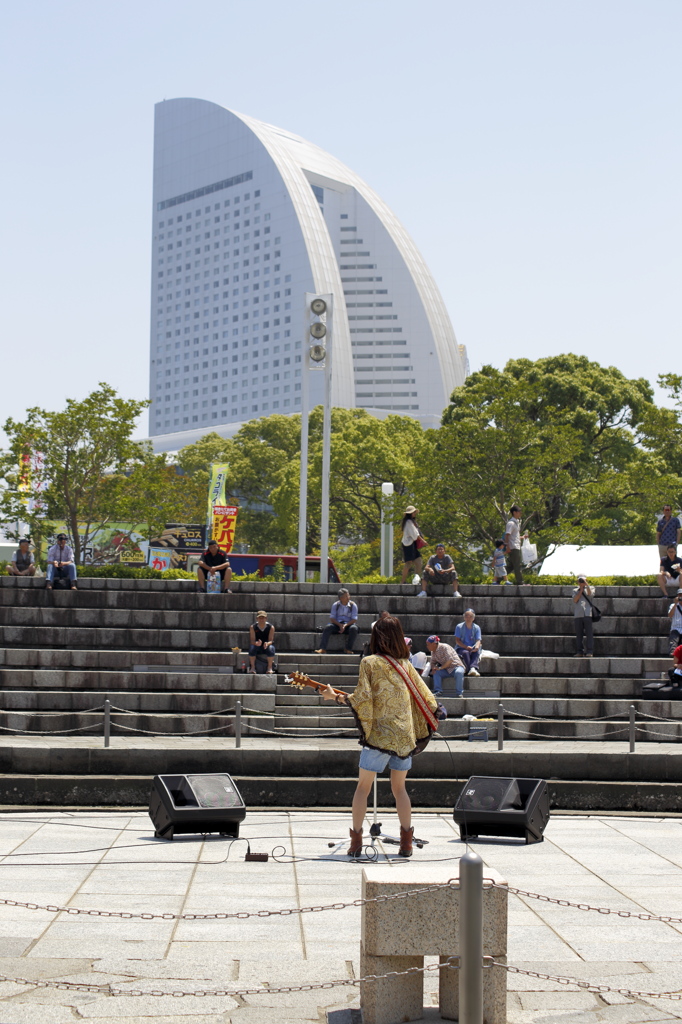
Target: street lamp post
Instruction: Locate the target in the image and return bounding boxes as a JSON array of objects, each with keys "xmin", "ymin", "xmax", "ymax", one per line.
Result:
[{"xmin": 380, "ymin": 482, "xmax": 394, "ymax": 578}]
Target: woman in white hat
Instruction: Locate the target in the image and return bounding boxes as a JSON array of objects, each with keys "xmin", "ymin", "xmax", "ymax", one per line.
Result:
[{"xmin": 400, "ymin": 506, "xmax": 423, "ymax": 584}]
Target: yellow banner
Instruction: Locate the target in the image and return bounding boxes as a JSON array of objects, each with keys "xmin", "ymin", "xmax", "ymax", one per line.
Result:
[
  {"xmin": 207, "ymin": 463, "xmax": 230, "ymax": 525},
  {"xmin": 211, "ymin": 505, "xmax": 239, "ymax": 553}
]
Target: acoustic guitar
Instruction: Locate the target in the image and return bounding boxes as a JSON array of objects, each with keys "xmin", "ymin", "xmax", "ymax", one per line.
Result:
[{"xmin": 286, "ymin": 670, "xmax": 349, "ymax": 700}]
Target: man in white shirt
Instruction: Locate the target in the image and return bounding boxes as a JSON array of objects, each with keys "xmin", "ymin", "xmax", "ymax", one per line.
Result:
[
  {"xmin": 315, "ymin": 589, "xmax": 359, "ymax": 654},
  {"xmin": 46, "ymin": 534, "xmax": 78, "ymax": 590},
  {"xmin": 504, "ymin": 505, "xmax": 524, "ymax": 585},
  {"xmin": 668, "ymin": 588, "xmax": 682, "ymax": 654}
]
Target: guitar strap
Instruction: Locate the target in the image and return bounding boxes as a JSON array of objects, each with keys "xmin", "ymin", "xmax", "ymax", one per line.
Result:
[{"xmin": 382, "ymin": 655, "xmax": 439, "ymax": 732}]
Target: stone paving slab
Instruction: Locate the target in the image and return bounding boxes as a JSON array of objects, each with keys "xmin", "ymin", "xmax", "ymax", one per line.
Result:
[{"xmin": 0, "ymin": 812, "xmax": 681, "ymax": 1020}]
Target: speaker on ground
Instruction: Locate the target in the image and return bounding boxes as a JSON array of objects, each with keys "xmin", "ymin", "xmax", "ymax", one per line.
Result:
[
  {"xmin": 149, "ymin": 773, "xmax": 246, "ymax": 840},
  {"xmin": 453, "ymin": 775, "xmax": 550, "ymax": 845}
]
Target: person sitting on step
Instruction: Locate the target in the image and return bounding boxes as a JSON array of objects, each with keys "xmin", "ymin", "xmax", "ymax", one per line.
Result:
[
  {"xmin": 454, "ymin": 609, "xmax": 482, "ymax": 676},
  {"xmin": 315, "ymin": 588, "xmax": 359, "ymax": 655},
  {"xmin": 249, "ymin": 610, "xmax": 276, "ymax": 674},
  {"xmin": 7, "ymin": 539, "xmax": 36, "ymax": 578},
  {"xmin": 420, "ymin": 543, "xmax": 462, "ymax": 598},
  {"xmin": 197, "ymin": 539, "xmax": 233, "ymax": 593},
  {"xmin": 425, "ymin": 634, "xmax": 465, "ymax": 696},
  {"xmin": 45, "ymin": 534, "xmax": 77, "ymax": 590}
]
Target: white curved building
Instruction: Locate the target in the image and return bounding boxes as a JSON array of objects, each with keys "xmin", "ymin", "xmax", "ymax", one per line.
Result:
[{"xmin": 149, "ymin": 98, "xmax": 467, "ymax": 448}]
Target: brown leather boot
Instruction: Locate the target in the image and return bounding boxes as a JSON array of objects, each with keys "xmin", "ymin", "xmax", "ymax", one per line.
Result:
[
  {"xmin": 398, "ymin": 826, "xmax": 414, "ymax": 857},
  {"xmin": 348, "ymin": 828, "xmax": 363, "ymax": 857}
]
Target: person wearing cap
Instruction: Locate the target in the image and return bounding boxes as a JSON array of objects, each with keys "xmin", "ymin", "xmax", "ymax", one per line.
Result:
[
  {"xmin": 197, "ymin": 540, "xmax": 232, "ymax": 593},
  {"xmin": 7, "ymin": 539, "xmax": 35, "ymax": 577},
  {"xmin": 400, "ymin": 506, "xmax": 424, "ymax": 584},
  {"xmin": 668, "ymin": 588, "xmax": 682, "ymax": 655},
  {"xmin": 572, "ymin": 575, "xmax": 596, "ymax": 657},
  {"xmin": 425, "ymin": 635, "xmax": 465, "ymax": 696},
  {"xmin": 454, "ymin": 609, "xmax": 482, "ymax": 676},
  {"xmin": 45, "ymin": 534, "xmax": 77, "ymax": 590},
  {"xmin": 405, "ymin": 637, "xmax": 428, "ymax": 674},
  {"xmin": 315, "ymin": 589, "xmax": 359, "ymax": 654}
]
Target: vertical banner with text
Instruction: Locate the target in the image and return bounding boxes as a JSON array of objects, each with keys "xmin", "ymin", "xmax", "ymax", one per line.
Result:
[
  {"xmin": 211, "ymin": 505, "xmax": 239, "ymax": 554},
  {"xmin": 207, "ymin": 463, "xmax": 230, "ymax": 532}
]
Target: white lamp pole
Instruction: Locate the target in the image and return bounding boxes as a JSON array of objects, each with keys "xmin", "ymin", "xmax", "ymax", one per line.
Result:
[
  {"xmin": 380, "ymin": 482, "xmax": 394, "ymax": 577},
  {"xmin": 296, "ymin": 345, "xmax": 310, "ymax": 584}
]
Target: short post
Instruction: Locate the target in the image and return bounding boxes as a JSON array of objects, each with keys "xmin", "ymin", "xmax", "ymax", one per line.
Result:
[
  {"xmin": 235, "ymin": 699, "xmax": 242, "ymax": 749},
  {"xmin": 497, "ymin": 703, "xmax": 504, "ymax": 751},
  {"xmin": 629, "ymin": 704, "xmax": 636, "ymax": 753},
  {"xmin": 459, "ymin": 851, "xmax": 483, "ymax": 1024},
  {"xmin": 103, "ymin": 699, "xmax": 110, "ymax": 748}
]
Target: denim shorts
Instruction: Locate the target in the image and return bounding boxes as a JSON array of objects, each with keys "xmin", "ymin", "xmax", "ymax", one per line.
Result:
[{"xmin": 359, "ymin": 747, "xmax": 412, "ymax": 773}]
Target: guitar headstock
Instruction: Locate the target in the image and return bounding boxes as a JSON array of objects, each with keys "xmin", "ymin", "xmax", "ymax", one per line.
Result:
[{"xmin": 286, "ymin": 671, "xmax": 314, "ymax": 690}]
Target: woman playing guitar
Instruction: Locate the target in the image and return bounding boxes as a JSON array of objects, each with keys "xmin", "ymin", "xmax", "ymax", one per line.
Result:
[{"xmin": 319, "ymin": 614, "xmax": 439, "ymax": 858}]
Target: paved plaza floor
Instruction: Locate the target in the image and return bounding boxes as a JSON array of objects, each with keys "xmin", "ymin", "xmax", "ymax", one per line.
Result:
[{"xmin": 1, "ymin": 809, "xmax": 682, "ymax": 1022}]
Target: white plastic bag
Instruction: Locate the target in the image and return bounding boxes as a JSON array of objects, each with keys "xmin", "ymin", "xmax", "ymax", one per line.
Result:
[
  {"xmin": 479, "ymin": 649, "xmax": 499, "ymax": 660},
  {"xmin": 412, "ymin": 574, "xmax": 421, "ymax": 585},
  {"xmin": 521, "ymin": 538, "xmax": 537, "ymax": 565},
  {"xmin": 206, "ymin": 573, "xmax": 221, "ymax": 594}
]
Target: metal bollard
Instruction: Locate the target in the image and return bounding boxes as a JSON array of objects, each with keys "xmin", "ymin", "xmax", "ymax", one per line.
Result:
[
  {"xmin": 235, "ymin": 699, "xmax": 242, "ymax": 749},
  {"xmin": 629, "ymin": 704, "xmax": 636, "ymax": 753},
  {"xmin": 103, "ymin": 699, "xmax": 110, "ymax": 748},
  {"xmin": 460, "ymin": 851, "xmax": 483, "ymax": 1024},
  {"xmin": 497, "ymin": 703, "xmax": 504, "ymax": 751}
]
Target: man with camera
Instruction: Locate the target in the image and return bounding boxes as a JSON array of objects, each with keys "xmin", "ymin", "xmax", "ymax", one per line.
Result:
[
  {"xmin": 668, "ymin": 588, "xmax": 682, "ymax": 654},
  {"xmin": 572, "ymin": 575, "xmax": 596, "ymax": 658}
]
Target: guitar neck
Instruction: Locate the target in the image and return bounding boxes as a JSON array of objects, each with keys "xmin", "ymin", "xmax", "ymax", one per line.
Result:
[{"xmin": 307, "ymin": 679, "xmax": 348, "ymax": 697}]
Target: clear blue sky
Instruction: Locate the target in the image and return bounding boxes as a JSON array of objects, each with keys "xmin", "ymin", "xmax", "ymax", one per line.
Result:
[{"xmin": 1, "ymin": 0, "xmax": 679, "ymax": 438}]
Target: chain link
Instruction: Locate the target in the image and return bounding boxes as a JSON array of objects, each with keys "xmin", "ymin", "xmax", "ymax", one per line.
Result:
[
  {"xmin": 0, "ymin": 958, "xmax": 463, "ymax": 998},
  {"xmin": 0, "ymin": 879, "xmax": 471, "ymax": 920},
  {"xmin": 495, "ymin": 961, "xmax": 682, "ymax": 1002},
  {"xmin": 494, "ymin": 883, "xmax": 682, "ymax": 923}
]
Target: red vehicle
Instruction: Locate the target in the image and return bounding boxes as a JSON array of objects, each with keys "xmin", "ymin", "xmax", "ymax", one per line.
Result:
[{"xmin": 187, "ymin": 552, "xmax": 340, "ymax": 582}]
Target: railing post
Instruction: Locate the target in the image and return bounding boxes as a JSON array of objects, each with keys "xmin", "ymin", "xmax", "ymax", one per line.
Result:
[
  {"xmin": 629, "ymin": 704, "xmax": 636, "ymax": 753},
  {"xmin": 459, "ymin": 851, "xmax": 483, "ymax": 1024},
  {"xmin": 103, "ymin": 699, "xmax": 110, "ymax": 748},
  {"xmin": 235, "ymin": 699, "xmax": 242, "ymax": 749},
  {"xmin": 497, "ymin": 703, "xmax": 504, "ymax": 751}
]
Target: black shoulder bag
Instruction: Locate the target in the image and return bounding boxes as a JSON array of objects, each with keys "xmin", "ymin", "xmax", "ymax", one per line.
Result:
[{"xmin": 584, "ymin": 592, "xmax": 602, "ymax": 623}]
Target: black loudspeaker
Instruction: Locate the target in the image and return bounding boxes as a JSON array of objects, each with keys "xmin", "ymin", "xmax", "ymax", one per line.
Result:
[
  {"xmin": 149, "ymin": 773, "xmax": 247, "ymax": 840},
  {"xmin": 453, "ymin": 776, "xmax": 550, "ymax": 845}
]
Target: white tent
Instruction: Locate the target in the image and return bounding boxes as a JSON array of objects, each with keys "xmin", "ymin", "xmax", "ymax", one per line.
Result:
[{"xmin": 537, "ymin": 545, "xmax": 666, "ymax": 577}]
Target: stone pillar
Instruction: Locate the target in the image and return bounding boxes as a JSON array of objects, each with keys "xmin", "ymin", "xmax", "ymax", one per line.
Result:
[{"xmin": 361, "ymin": 863, "xmax": 508, "ymax": 1024}]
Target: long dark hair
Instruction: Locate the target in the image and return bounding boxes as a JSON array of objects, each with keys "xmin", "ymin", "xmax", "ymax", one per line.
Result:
[
  {"xmin": 400, "ymin": 512, "xmax": 417, "ymax": 531},
  {"xmin": 370, "ymin": 614, "xmax": 410, "ymax": 660}
]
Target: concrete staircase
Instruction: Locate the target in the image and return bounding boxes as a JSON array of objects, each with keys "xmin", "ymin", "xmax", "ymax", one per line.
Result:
[{"xmin": 0, "ymin": 577, "xmax": 679, "ymax": 811}]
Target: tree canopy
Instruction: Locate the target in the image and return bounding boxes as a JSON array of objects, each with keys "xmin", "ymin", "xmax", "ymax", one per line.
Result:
[{"xmin": 2, "ymin": 356, "xmax": 681, "ymax": 577}]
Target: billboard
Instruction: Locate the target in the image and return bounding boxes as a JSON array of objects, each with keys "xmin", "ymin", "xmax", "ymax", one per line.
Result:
[
  {"xmin": 47, "ymin": 523, "xmax": 148, "ymax": 566},
  {"xmin": 211, "ymin": 506, "xmax": 239, "ymax": 554},
  {"xmin": 148, "ymin": 524, "xmax": 206, "ymax": 571}
]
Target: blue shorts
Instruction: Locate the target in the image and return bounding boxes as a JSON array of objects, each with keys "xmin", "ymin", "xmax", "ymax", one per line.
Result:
[{"xmin": 359, "ymin": 747, "xmax": 412, "ymax": 773}]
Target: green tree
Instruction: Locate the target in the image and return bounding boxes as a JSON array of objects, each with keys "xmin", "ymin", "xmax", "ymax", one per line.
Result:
[
  {"xmin": 426, "ymin": 355, "xmax": 681, "ymax": 567},
  {"xmin": 0, "ymin": 385, "xmax": 150, "ymax": 564}
]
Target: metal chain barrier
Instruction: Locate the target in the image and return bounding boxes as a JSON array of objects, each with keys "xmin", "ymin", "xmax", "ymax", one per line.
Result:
[
  {"xmin": 0, "ymin": 957, "xmax": 464, "ymax": 998},
  {"xmin": 495, "ymin": 961, "xmax": 682, "ymax": 1002},
  {"xmin": 0, "ymin": 879, "xmax": 471, "ymax": 920},
  {"xmin": 494, "ymin": 883, "xmax": 682, "ymax": 923},
  {"xmin": 0, "ymin": 722, "xmax": 103, "ymax": 735}
]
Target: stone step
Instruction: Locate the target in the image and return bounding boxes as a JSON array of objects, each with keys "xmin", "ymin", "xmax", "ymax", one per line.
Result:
[
  {"xmin": 0, "ymin": 604, "xmax": 672, "ymax": 635},
  {"xmin": 0, "ymin": 624, "xmax": 672, "ymax": 657},
  {"xmin": 1, "ymin": 578, "xmax": 666, "ymax": 597},
  {"xmin": 1, "ymin": 739, "xmax": 681, "ymax": 780},
  {"xmin": 0, "ymin": 669, "xmax": 278, "ymax": 692},
  {"xmin": 2, "ymin": 773, "xmax": 681, "ymax": 811},
  {"xmin": 0, "ymin": 689, "xmax": 277, "ymax": 712}
]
